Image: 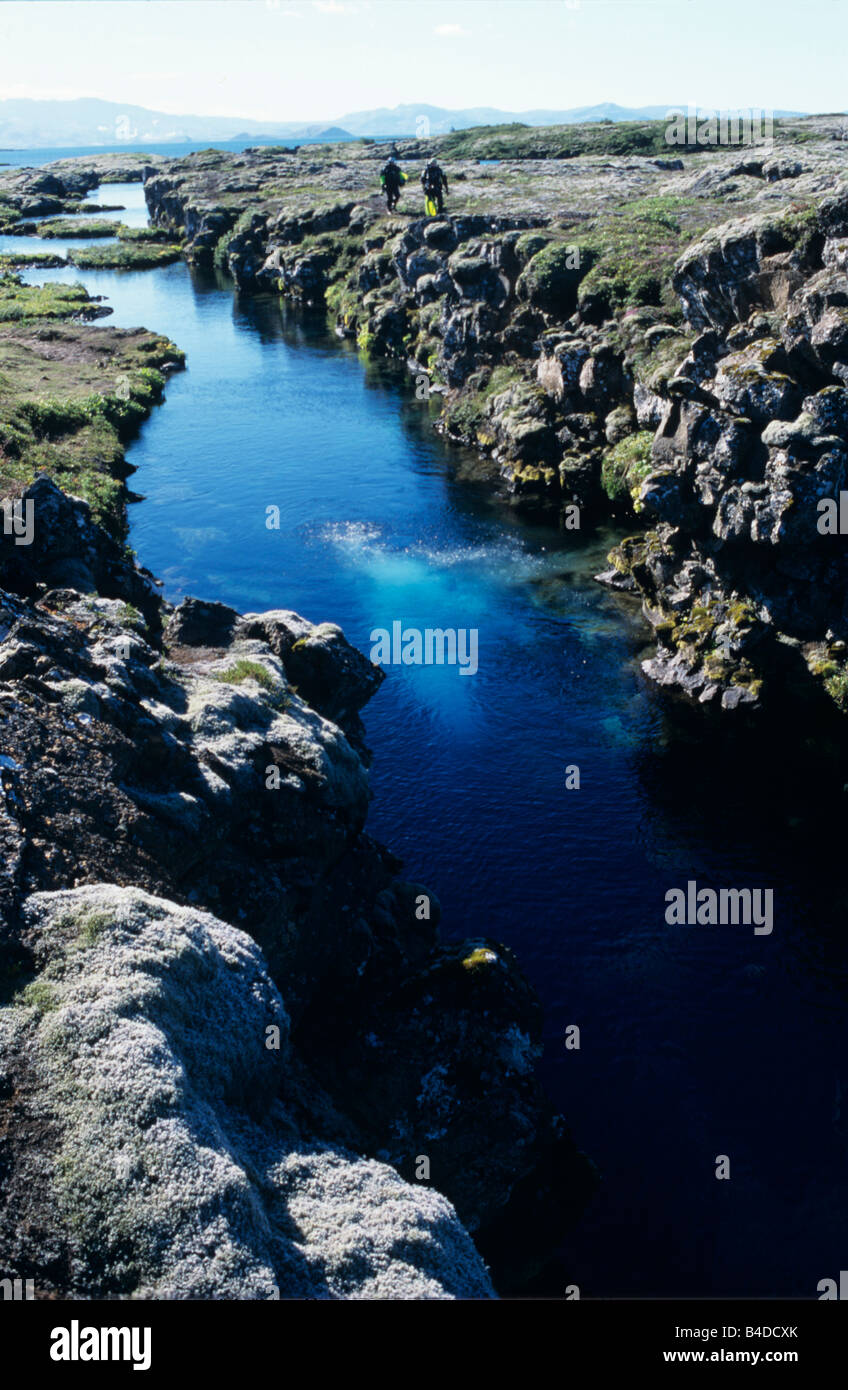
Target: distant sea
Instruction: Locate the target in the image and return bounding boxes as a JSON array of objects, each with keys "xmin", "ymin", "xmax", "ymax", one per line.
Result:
[{"xmin": 0, "ymin": 135, "xmax": 362, "ymax": 170}]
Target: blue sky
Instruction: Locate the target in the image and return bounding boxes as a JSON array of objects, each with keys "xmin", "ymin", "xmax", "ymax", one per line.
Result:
[{"xmin": 0, "ymin": 0, "xmax": 845, "ymax": 121}]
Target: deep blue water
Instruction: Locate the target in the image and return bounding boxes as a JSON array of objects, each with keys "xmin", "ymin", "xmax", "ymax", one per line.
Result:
[{"xmin": 3, "ymin": 183, "xmax": 848, "ymax": 1298}]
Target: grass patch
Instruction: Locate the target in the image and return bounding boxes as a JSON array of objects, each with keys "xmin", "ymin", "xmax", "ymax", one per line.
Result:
[
  {"xmin": 0, "ymin": 251, "xmax": 66, "ymax": 271},
  {"xmin": 576, "ymin": 196, "xmax": 701, "ymax": 314},
  {"xmin": 116, "ymin": 226, "xmax": 176, "ymax": 244},
  {"xmin": 36, "ymin": 218, "xmax": 121, "ymax": 239},
  {"xmin": 0, "ymin": 293, "xmax": 184, "ymax": 538},
  {"xmin": 601, "ymin": 430, "xmax": 656, "ymax": 505},
  {"xmin": 213, "ymin": 659, "xmax": 276, "ymax": 689},
  {"xmin": 0, "ymin": 272, "xmax": 91, "ymax": 322},
  {"xmin": 69, "ymin": 242, "xmax": 183, "ymax": 270},
  {"xmin": 433, "ymin": 120, "xmax": 682, "ymax": 161}
]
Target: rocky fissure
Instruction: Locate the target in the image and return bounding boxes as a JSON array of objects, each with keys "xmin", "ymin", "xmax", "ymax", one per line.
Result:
[
  {"xmin": 138, "ymin": 125, "xmax": 848, "ymax": 718},
  {"xmin": 3, "ymin": 115, "xmax": 848, "ymax": 1300},
  {"xmin": 0, "ymin": 178, "xmax": 597, "ymax": 1297}
]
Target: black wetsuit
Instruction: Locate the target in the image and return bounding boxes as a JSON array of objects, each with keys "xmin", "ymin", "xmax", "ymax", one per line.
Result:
[
  {"xmin": 381, "ymin": 159, "xmax": 402, "ymax": 211},
  {"xmin": 421, "ymin": 162, "xmax": 449, "ymax": 214}
]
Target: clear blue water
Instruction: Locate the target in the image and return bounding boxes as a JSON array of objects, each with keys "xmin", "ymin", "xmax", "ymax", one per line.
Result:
[
  {"xmin": 0, "ymin": 138, "xmax": 338, "ymax": 171},
  {"xmin": 3, "ymin": 182, "xmax": 848, "ymax": 1298}
]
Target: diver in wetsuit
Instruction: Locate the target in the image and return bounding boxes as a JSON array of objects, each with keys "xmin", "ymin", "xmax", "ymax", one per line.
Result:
[
  {"xmin": 421, "ymin": 157, "xmax": 449, "ymax": 214},
  {"xmin": 380, "ymin": 154, "xmax": 405, "ymax": 211}
]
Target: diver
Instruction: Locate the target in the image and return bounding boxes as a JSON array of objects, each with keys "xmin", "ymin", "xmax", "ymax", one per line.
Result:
[
  {"xmin": 380, "ymin": 151, "xmax": 406, "ymax": 211},
  {"xmin": 421, "ymin": 157, "xmax": 449, "ymax": 215}
]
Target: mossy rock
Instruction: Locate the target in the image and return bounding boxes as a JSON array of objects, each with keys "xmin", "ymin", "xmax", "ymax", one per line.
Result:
[
  {"xmin": 517, "ymin": 240, "xmax": 592, "ymax": 318},
  {"xmin": 600, "ymin": 430, "xmax": 655, "ymax": 506},
  {"xmin": 513, "ymin": 231, "xmax": 553, "ymax": 266}
]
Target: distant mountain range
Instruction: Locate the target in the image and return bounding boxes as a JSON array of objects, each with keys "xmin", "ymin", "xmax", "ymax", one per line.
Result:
[{"xmin": 0, "ymin": 97, "xmax": 810, "ymax": 150}]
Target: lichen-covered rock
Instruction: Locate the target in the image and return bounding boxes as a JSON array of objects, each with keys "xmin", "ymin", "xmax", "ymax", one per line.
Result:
[
  {"xmin": 710, "ymin": 338, "xmax": 801, "ymax": 424},
  {"xmin": 239, "ymin": 608, "xmax": 384, "ymax": 731},
  {"xmin": 590, "ymin": 184, "xmax": 848, "ymax": 714},
  {"xmin": 0, "ymin": 580, "xmax": 381, "ymax": 1015},
  {"xmin": 0, "ymin": 885, "xmax": 495, "ymax": 1300},
  {"xmin": 669, "ymin": 196, "xmax": 844, "ymax": 333}
]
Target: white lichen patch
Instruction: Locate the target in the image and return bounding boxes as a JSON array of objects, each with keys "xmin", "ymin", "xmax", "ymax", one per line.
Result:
[{"xmin": 0, "ymin": 885, "xmax": 494, "ymax": 1300}]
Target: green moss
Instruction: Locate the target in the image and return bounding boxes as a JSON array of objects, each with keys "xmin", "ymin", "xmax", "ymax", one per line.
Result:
[
  {"xmin": 212, "ymin": 208, "xmax": 253, "ymax": 268},
  {"xmin": 727, "ymin": 662, "xmax": 763, "ymax": 700},
  {"xmin": 675, "ymin": 604, "xmax": 717, "ymax": 643},
  {"xmin": 702, "ymin": 650, "xmax": 733, "ymax": 680},
  {"xmin": 213, "ymin": 659, "xmax": 276, "ymax": 689},
  {"xmin": 600, "ymin": 430, "xmax": 655, "ymax": 504},
  {"xmin": 727, "ymin": 599, "xmax": 758, "ymax": 627},
  {"xmin": 16, "ymin": 979, "xmax": 59, "ymax": 1013},
  {"xmin": 517, "ymin": 238, "xmax": 593, "ymax": 317},
  {"xmin": 513, "ymin": 230, "xmax": 552, "ymax": 265},
  {"xmin": 607, "ymin": 533, "xmax": 648, "ymax": 574},
  {"xmin": 824, "ymin": 668, "xmax": 848, "ymax": 711},
  {"xmin": 74, "ymin": 910, "xmax": 113, "ymax": 948},
  {"xmin": 774, "ymin": 201, "xmax": 820, "ymax": 258},
  {"xmin": 442, "ymin": 364, "xmax": 526, "ymax": 442}
]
